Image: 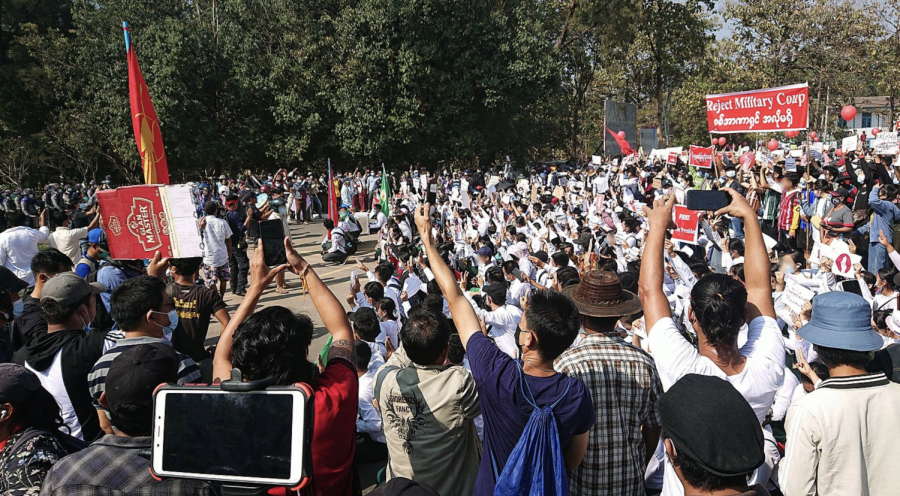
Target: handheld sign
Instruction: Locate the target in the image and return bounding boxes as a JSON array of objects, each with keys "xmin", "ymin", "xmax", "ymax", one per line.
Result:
[
  {"xmin": 97, "ymin": 185, "xmax": 203, "ymax": 259},
  {"xmin": 671, "ymin": 205, "xmax": 700, "ymax": 244},
  {"xmin": 689, "ymin": 145, "xmax": 714, "ymax": 169},
  {"xmin": 667, "ymin": 151, "xmax": 678, "ymax": 165}
]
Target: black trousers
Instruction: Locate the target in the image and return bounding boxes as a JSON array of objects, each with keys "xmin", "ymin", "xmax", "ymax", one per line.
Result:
[
  {"xmin": 323, "ymin": 251, "xmax": 348, "ymax": 264},
  {"xmin": 228, "ymin": 246, "xmax": 249, "ymax": 293}
]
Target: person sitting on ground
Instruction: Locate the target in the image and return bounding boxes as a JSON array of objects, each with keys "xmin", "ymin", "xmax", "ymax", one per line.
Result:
[
  {"xmin": 88, "ymin": 275, "xmax": 201, "ymax": 435},
  {"xmin": 213, "ymin": 239, "xmax": 358, "ymax": 495},
  {"xmin": 0, "ymin": 364, "xmax": 81, "ymax": 495},
  {"xmin": 661, "ymin": 374, "xmax": 771, "ymax": 496},
  {"xmin": 41, "ymin": 344, "xmax": 214, "ymax": 495},
  {"xmin": 419, "ymin": 203, "xmax": 594, "ymax": 495},
  {"xmin": 13, "ymin": 273, "xmax": 114, "ymax": 441},
  {"xmin": 322, "ymin": 219, "xmax": 349, "ymax": 264}
]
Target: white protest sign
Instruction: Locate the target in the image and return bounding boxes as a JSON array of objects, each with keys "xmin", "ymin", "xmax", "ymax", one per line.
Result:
[
  {"xmin": 762, "ymin": 233, "xmax": 778, "ymax": 251},
  {"xmin": 592, "ymin": 155, "xmax": 602, "ymax": 165},
  {"xmin": 784, "ymin": 157, "xmax": 797, "ymax": 172},
  {"xmin": 830, "ymin": 240, "xmax": 861, "ymax": 278},
  {"xmin": 874, "ymin": 132, "xmax": 899, "ymax": 156},
  {"xmin": 782, "ymin": 281, "xmax": 815, "ymax": 315},
  {"xmin": 809, "ymin": 242, "xmax": 833, "ymax": 265},
  {"xmin": 842, "ymin": 135, "xmax": 859, "ymax": 153}
]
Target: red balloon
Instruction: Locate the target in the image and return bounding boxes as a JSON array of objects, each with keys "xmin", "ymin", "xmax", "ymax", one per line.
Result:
[
  {"xmin": 810, "ymin": 131, "xmax": 818, "ymax": 140},
  {"xmin": 836, "ymin": 148, "xmax": 844, "ymax": 157},
  {"xmin": 767, "ymin": 139, "xmax": 779, "ymax": 151},
  {"xmin": 814, "ymin": 137, "xmax": 820, "ymax": 142},
  {"xmin": 873, "ymin": 128, "xmax": 881, "ymax": 136},
  {"xmin": 740, "ymin": 152, "xmax": 754, "ymax": 167},
  {"xmin": 840, "ymin": 105, "xmax": 857, "ymax": 122},
  {"xmin": 718, "ymin": 137, "xmax": 727, "ymax": 146},
  {"xmin": 617, "ymin": 131, "xmax": 626, "ymax": 139}
]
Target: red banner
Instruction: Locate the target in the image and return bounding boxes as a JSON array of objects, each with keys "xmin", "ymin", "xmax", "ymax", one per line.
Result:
[
  {"xmin": 672, "ymin": 205, "xmax": 700, "ymax": 244},
  {"xmin": 689, "ymin": 145, "xmax": 714, "ymax": 168},
  {"xmin": 706, "ymin": 83, "xmax": 809, "ymax": 134}
]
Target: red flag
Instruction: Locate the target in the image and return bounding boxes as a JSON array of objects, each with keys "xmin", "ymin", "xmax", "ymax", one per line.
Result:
[
  {"xmin": 124, "ymin": 22, "xmax": 169, "ymax": 185},
  {"xmin": 606, "ymin": 127, "xmax": 635, "ymax": 156},
  {"xmin": 327, "ymin": 158, "xmax": 339, "ymax": 223}
]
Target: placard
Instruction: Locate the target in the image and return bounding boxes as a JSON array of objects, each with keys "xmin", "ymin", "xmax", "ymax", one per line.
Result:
[
  {"xmin": 830, "ymin": 240, "xmax": 861, "ymax": 278},
  {"xmin": 784, "ymin": 157, "xmax": 797, "ymax": 172},
  {"xmin": 592, "ymin": 155, "xmax": 602, "ymax": 165},
  {"xmin": 706, "ymin": 83, "xmax": 809, "ymax": 133},
  {"xmin": 782, "ymin": 281, "xmax": 815, "ymax": 315},
  {"xmin": 672, "ymin": 205, "xmax": 700, "ymax": 244},
  {"xmin": 842, "ymin": 135, "xmax": 859, "ymax": 153},
  {"xmin": 667, "ymin": 151, "xmax": 678, "ymax": 165},
  {"xmin": 689, "ymin": 145, "xmax": 714, "ymax": 168},
  {"xmin": 97, "ymin": 185, "xmax": 202, "ymax": 259},
  {"xmin": 874, "ymin": 132, "xmax": 899, "ymax": 155}
]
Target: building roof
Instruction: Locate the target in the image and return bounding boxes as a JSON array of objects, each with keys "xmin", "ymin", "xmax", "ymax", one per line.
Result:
[{"xmin": 853, "ymin": 96, "xmax": 891, "ymax": 108}]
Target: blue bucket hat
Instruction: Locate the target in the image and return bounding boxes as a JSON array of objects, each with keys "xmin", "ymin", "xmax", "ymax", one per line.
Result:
[{"xmin": 798, "ymin": 292, "xmax": 883, "ymax": 352}]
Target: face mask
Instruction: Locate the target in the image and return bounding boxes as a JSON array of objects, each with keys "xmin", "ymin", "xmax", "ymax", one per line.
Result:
[
  {"xmin": 78, "ymin": 307, "xmax": 92, "ymax": 334},
  {"xmin": 616, "ymin": 325, "xmax": 633, "ymax": 338},
  {"xmin": 858, "ymin": 175, "xmax": 865, "ymax": 183},
  {"xmin": 781, "ymin": 265, "xmax": 795, "ymax": 275},
  {"xmin": 12, "ymin": 299, "xmax": 24, "ymax": 319},
  {"xmin": 838, "ymin": 166, "xmax": 845, "ymax": 172},
  {"xmin": 151, "ymin": 309, "xmax": 179, "ymax": 341},
  {"xmin": 726, "ymin": 170, "xmax": 736, "ymax": 178}
]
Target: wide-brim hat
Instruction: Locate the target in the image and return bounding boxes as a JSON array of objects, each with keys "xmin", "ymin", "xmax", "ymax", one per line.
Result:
[
  {"xmin": 798, "ymin": 292, "xmax": 883, "ymax": 352},
  {"xmin": 562, "ymin": 270, "xmax": 642, "ymax": 318},
  {"xmin": 886, "ymin": 311, "xmax": 900, "ymax": 337}
]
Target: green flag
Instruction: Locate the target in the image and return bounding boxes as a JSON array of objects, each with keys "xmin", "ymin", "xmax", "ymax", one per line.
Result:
[{"xmin": 381, "ymin": 164, "xmax": 391, "ymax": 216}]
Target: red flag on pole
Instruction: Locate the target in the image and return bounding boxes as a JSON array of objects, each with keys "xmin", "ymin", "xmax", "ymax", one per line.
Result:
[
  {"xmin": 327, "ymin": 159, "xmax": 338, "ymax": 223},
  {"xmin": 606, "ymin": 127, "xmax": 635, "ymax": 156},
  {"xmin": 123, "ymin": 22, "xmax": 169, "ymax": 185}
]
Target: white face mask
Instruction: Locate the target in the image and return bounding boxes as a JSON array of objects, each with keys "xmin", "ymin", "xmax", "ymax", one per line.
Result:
[{"xmin": 726, "ymin": 170, "xmax": 736, "ymax": 178}]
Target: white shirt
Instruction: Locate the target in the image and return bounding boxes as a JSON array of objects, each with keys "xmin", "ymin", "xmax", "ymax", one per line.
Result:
[
  {"xmin": 48, "ymin": 226, "xmax": 90, "ymax": 264},
  {"xmin": 326, "ymin": 228, "xmax": 347, "ymax": 253},
  {"xmin": 357, "ymin": 363, "xmax": 386, "ymax": 443},
  {"xmin": 466, "ymin": 295, "xmax": 523, "ymax": 359},
  {"xmin": 507, "ymin": 279, "xmax": 529, "ymax": 308},
  {"xmin": 771, "ymin": 367, "xmax": 804, "ymax": 422},
  {"xmin": 202, "ymin": 216, "xmax": 233, "ymax": 267},
  {"xmin": 651, "ymin": 315, "xmax": 786, "ymax": 496},
  {"xmin": 0, "ymin": 226, "xmax": 50, "ymax": 285}
]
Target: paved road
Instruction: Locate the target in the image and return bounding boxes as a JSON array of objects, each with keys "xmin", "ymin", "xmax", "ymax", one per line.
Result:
[
  {"xmin": 203, "ymin": 218, "xmax": 377, "ymax": 355},
  {"xmin": 201, "ymin": 218, "xmax": 383, "ymax": 491}
]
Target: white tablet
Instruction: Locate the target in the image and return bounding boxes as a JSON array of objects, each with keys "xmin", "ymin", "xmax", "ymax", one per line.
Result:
[{"xmin": 151, "ymin": 387, "xmax": 308, "ymax": 487}]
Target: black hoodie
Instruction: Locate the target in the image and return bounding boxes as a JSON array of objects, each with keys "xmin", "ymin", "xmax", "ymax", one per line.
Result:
[{"xmin": 13, "ymin": 329, "xmax": 112, "ymax": 441}]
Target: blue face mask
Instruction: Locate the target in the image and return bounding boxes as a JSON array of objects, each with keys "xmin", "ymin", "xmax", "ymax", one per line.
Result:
[
  {"xmin": 12, "ymin": 298, "xmax": 24, "ymax": 319},
  {"xmin": 78, "ymin": 307, "xmax": 92, "ymax": 334},
  {"xmin": 151, "ymin": 309, "xmax": 179, "ymax": 341}
]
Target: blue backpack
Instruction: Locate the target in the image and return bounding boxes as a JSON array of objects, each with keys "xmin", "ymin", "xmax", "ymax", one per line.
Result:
[{"xmin": 492, "ymin": 362, "xmax": 573, "ymax": 496}]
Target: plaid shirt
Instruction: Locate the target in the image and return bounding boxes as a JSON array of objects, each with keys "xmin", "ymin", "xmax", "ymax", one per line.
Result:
[
  {"xmin": 40, "ymin": 435, "xmax": 214, "ymax": 495},
  {"xmin": 554, "ymin": 333, "xmax": 663, "ymax": 496}
]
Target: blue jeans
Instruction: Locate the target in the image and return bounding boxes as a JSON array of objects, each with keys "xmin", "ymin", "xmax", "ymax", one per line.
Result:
[
  {"xmin": 869, "ymin": 242, "xmax": 887, "ymax": 273},
  {"xmin": 730, "ymin": 217, "xmax": 745, "ymax": 240}
]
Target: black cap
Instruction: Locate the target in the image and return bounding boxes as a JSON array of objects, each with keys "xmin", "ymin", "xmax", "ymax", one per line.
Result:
[
  {"xmin": 106, "ymin": 343, "xmax": 179, "ymax": 433},
  {"xmin": 0, "ymin": 267, "xmax": 28, "ymax": 294},
  {"xmin": 532, "ymin": 250, "xmax": 549, "ymax": 263},
  {"xmin": 483, "ymin": 283, "xmax": 507, "ymax": 305},
  {"xmin": 368, "ymin": 477, "xmax": 441, "ymax": 496},
  {"xmin": 660, "ymin": 374, "xmax": 764, "ymax": 477},
  {"xmin": 0, "ymin": 363, "xmax": 43, "ymax": 405},
  {"xmin": 348, "ymin": 306, "xmax": 378, "ymax": 322}
]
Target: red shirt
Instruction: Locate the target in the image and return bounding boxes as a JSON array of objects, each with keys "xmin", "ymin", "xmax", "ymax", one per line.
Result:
[{"xmin": 269, "ymin": 357, "xmax": 359, "ymax": 496}]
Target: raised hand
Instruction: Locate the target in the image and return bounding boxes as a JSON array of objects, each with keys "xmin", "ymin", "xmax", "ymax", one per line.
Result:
[
  {"xmin": 147, "ymin": 251, "xmax": 170, "ymax": 280},
  {"xmin": 250, "ymin": 240, "xmax": 289, "ymax": 290}
]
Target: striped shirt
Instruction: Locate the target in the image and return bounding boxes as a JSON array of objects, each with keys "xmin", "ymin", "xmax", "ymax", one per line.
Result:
[
  {"xmin": 88, "ymin": 336, "xmax": 202, "ymax": 411},
  {"xmin": 778, "ymin": 189, "xmax": 801, "ymax": 232}
]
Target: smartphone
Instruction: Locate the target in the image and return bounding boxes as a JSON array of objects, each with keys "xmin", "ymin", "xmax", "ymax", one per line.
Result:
[
  {"xmin": 427, "ymin": 182, "xmax": 438, "ymax": 205},
  {"xmin": 511, "ymin": 268, "xmax": 524, "ymax": 282},
  {"xmin": 685, "ymin": 190, "xmax": 731, "ymax": 211},
  {"xmin": 841, "ymin": 279, "xmax": 863, "ymax": 296},
  {"xmin": 259, "ymin": 219, "xmax": 287, "ymax": 267},
  {"xmin": 151, "ymin": 387, "xmax": 310, "ymax": 487}
]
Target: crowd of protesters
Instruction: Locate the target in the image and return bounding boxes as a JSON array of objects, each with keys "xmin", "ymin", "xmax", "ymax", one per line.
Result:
[{"xmin": 1, "ymin": 137, "xmax": 900, "ymax": 496}]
